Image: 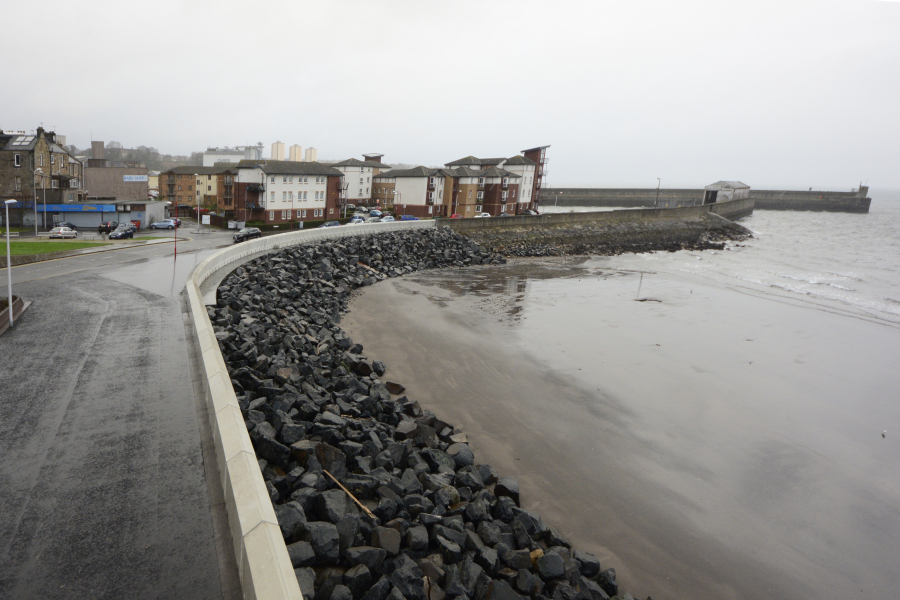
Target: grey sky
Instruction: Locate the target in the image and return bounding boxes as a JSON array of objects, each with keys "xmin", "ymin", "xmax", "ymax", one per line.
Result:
[{"xmin": 4, "ymin": 0, "xmax": 898, "ymax": 189}]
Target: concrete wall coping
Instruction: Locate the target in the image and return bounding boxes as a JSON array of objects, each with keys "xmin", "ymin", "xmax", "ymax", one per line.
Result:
[{"xmin": 184, "ymin": 221, "xmax": 435, "ymax": 600}]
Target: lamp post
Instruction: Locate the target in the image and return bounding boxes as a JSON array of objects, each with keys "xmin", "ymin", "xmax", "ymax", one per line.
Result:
[
  {"xmin": 28, "ymin": 166, "xmax": 49, "ymax": 234},
  {"xmin": 655, "ymin": 178, "xmax": 661, "ymax": 208},
  {"xmin": 5, "ymin": 199, "xmax": 16, "ymax": 328}
]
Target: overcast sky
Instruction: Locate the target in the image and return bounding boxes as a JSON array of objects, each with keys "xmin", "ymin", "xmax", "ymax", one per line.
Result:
[{"xmin": 4, "ymin": 0, "xmax": 898, "ymax": 189}]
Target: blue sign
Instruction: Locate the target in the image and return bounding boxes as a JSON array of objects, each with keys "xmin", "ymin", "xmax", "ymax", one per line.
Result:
[{"xmin": 123, "ymin": 175, "xmax": 148, "ymax": 182}]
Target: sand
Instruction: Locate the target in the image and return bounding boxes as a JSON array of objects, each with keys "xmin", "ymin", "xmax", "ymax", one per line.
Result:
[{"xmin": 341, "ymin": 258, "xmax": 900, "ymax": 600}]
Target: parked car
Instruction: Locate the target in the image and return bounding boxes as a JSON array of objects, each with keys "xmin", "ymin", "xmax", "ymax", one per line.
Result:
[
  {"xmin": 369, "ymin": 209, "xmax": 383, "ymax": 218},
  {"xmin": 497, "ymin": 213, "xmax": 514, "ymax": 217},
  {"xmin": 365, "ymin": 216, "xmax": 381, "ymax": 223},
  {"xmin": 474, "ymin": 213, "xmax": 491, "ymax": 218},
  {"xmin": 97, "ymin": 221, "xmax": 119, "ymax": 234},
  {"xmin": 150, "ymin": 219, "xmax": 177, "ymax": 230},
  {"xmin": 122, "ymin": 223, "xmax": 138, "ymax": 233},
  {"xmin": 521, "ymin": 209, "xmax": 539, "ymax": 216},
  {"xmin": 171, "ymin": 218, "xmax": 182, "ymax": 226},
  {"xmin": 349, "ymin": 216, "xmax": 366, "ymax": 224},
  {"xmin": 109, "ymin": 225, "xmax": 134, "ymax": 239},
  {"xmin": 319, "ymin": 221, "xmax": 340, "ymax": 228},
  {"xmin": 380, "ymin": 215, "xmax": 395, "ymax": 223},
  {"xmin": 450, "ymin": 214, "xmax": 463, "ymax": 219},
  {"xmin": 56, "ymin": 221, "xmax": 78, "ymax": 230},
  {"xmin": 400, "ymin": 215, "xmax": 420, "ymax": 221},
  {"xmin": 345, "ymin": 204, "xmax": 357, "ymax": 212},
  {"xmin": 233, "ymin": 227, "xmax": 262, "ymax": 243},
  {"xmin": 49, "ymin": 226, "xmax": 77, "ymax": 239}
]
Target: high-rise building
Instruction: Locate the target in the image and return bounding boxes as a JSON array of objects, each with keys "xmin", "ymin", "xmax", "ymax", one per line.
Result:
[
  {"xmin": 271, "ymin": 141, "xmax": 285, "ymax": 161},
  {"xmin": 289, "ymin": 145, "xmax": 303, "ymax": 162},
  {"xmin": 304, "ymin": 147, "xmax": 317, "ymax": 162}
]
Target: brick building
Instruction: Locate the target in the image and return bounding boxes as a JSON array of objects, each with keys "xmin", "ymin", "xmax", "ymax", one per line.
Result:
[{"xmin": 443, "ymin": 146, "xmax": 549, "ymax": 214}]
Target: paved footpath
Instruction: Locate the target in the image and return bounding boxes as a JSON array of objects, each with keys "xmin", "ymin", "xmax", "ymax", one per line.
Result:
[{"xmin": 0, "ymin": 231, "xmax": 241, "ymax": 599}]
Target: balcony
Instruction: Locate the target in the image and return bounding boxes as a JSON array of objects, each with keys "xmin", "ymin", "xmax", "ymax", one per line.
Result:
[{"xmin": 247, "ymin": 183, "xmax": 265, "ymax": 193}]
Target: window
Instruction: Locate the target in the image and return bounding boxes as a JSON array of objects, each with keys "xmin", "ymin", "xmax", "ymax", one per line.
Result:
[
  {"xmin": 270, "ymin": 191, "xmax": 275, "ymax": 201},
  {"xmin": 271, "ymin": 176, "xmax": 275, "ymax": 183},
  {"xmin": 367, "ymin": 177, "xmax": 370, "ymax": 183},
  {"xmin": 281, "ymin": 210, "xmax": 287, "ymax": 219},
  {"xmin": 315, "ymin": 209, "xmax": 323, "ymax": 217},
  {"xmin": 51, "ymin": 154, "xmax": 55, "ymax": 164},
  {"xmin": 39, "ymin": 154, "xmax": 43, "ymax": 167},
  {"xmin": 14, "ymin": 176, "xmax": 21, "ymax": 191},
  {"xmin": 51, "ymin": 180, "xmax": 58, "ymax": 189},
  {"xmin": 283, "ymin": 176, "xmax": 287, "ymax": 183},
  {"xmin": 283, "ymin": 191, "xmax": 287, "ymax": 200},
  {"xmin": 14, "ymin": 153, "xmax": 21, "ymax": 167},
  {"xmin": 428, "ymin": 206, "xmax": 433, "ymax": 214},
  {"xmin": 303, "ymin": 176, "xmax": 308, "ymax": 183},
  {"xmin": 177, "ymin": 185, "xmax": 182, "ymax": 191},
  {"xmin": 512, "ymin": 190, "xmax": 516, "ymax": 198},
  {"xmin": 468, "ymin": 190, "xmax": 472, "ymax": 199},
  {"xmin": 429, "ymin": 177, "xmax": 435, "ymax": 185},
  {"xmin": 197, "ymin": 179, "xmax": 201, "ymax": 185},
  {"xmin": 478, "ymin": 177, "xmax": 484, "ymax": 186},
  {"xmin": 72, "ymin": 178, "xmax": 77, "ymax": 188},
  {"xmin": 208, "ymin": 175, "xmax": 212, "ymax": 180},
  {"xmin": 428, "ymin": 192, "xmax": 434, "ymax": 200},
  {"xmin": 303, "ymin": 191, "xmax": 307, "ymax": 200},
  {"xmin": 501, "ymin": 205, "xmax": 506, "ymax": 213},
  {"xmin": 477, "ymin": 191, "xmax": 483, "ymax": 199},
  {"xmin": 476, "ymin": 205, "xmax": 482, "ymax": 212},
  {"xmin": 188, "ymin": 185, "xmax": 192, "ymax": 191},
  {"xmin": 207, "ymin": 186, "xmax": 211, "ymax": 191},
  {"xmin": 288, "ymin": 192, "xmax": 293, "ymax": 200},
  {"xmin": 502, "ymin": 191, "xmax": 507, "ymax": 199},
  {"xmin": 269, "ymin": 211, "xmax": 274, "ymax": 221},
  {"xmin": 439, "ymin": 190, "xmax": 442, "ymax": 199},
  {"xmin": 359, "ymin": 178, "xmax": 364, "ymax": 185},
  {"xmin": 366, "ymin": 188, "xmax": 369, "ymax": 194},
  {"xmin": 301, "ymin": 209, "xmax": 306, "ymax": 218}
]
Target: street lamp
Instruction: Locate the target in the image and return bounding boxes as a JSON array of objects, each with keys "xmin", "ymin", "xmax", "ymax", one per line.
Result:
[
  {"xmin": 655, "ymin": 178, "xmax": 661, "ymax": 208},
  {"xmin": 5, "ymin": 199, "xmax": 16, "ymax": 329},
  {"xmin": 28, "ymin": 166, "xmax": 49, "ymax": 234}
]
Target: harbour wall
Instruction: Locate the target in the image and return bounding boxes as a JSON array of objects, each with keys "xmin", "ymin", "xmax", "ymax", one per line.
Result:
[{"xmin": 543, "ymin": 186, "xmax": 870, "ymax": 213}]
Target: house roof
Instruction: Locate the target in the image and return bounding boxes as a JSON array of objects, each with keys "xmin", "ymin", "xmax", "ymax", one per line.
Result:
[
  {"xmin": 446, "ymin": 166, "xmax": 483, "ymax": 177},
  {"xmin": 480, "ymin": 167, "xmax": 520, "ymax": 178},
  {"xmin": 503, "ymin": 155, "xmax": 537, "ymax": 166},
  {"xmin": 1, "ymin": 134, "xmax": 38, "ymax": 151},
  {"xmin": 444, "ymin": 156, "xmax": 507, "ymax": 167},
  {"xmin": 331, "ymin": 158, "xmax": 388, "ymax": 169},
  {"xmin": 236, "ymin": 159, "xmax": 343, "ymax": 176},
  {"xmin": 521, "ymin": 145, "xmax": 550, "ymax": 153},
  {"xmin": 375, "ymin": 166, "xmax": 448, "ymax": 179}
]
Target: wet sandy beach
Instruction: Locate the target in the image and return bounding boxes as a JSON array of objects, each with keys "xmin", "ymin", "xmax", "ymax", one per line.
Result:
[{"xmin": 342, "ymin": 257, "xmax": 900, "ymax": 600}]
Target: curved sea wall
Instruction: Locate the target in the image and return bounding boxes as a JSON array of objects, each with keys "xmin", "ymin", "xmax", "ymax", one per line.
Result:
[{"xmin": 185, "ymin": 207, "xmax": 753, "ymax": 600}]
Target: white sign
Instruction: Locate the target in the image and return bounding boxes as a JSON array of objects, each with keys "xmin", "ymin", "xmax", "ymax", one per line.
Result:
[
  {"xmin": 201, "ymin": 215, "xmax": 210, "ymax": 225},
  {"xmin": 123, "ymin": 175, "xmax": 148, "ymax": 182}
]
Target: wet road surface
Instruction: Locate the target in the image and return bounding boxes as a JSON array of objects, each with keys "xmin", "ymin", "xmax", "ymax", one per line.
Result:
[{"xmin": 0, "ymin": 228, "xmax": 241, "ymax": 599}]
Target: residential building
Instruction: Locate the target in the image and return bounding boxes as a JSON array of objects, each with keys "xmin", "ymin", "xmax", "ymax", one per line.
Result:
[
  {"xmin": 202, "ymin": 145, "xmax": 262, "ymax": 167},
  {"xmin": 331, "ymin": 156, "xmax": 390, "ymax": 204},
  {"xmin": 304, "ymin": 147, "xmax": 317, "ymax": 162},
  {"xmin": 445, "ymin": 167, "xmax": 482, "ymax": 217},
  {"xmin": 373, "ymin": 166, "xmax": 450, "ymax": 218},
  {"xmin": 148, "ymin": 170, "xmax": 160, "ymax": 196},
  {"xmin": 443, "ymin": 145, "xmax": 549, "ymax": 213},
  {"xmin": 233, "ymin": 160, "xmax": 344, "ymax": 224},
  {"xmin": 158, "ymin": 165, "xmax": 238, "ymax": 211},
  {"xmin": 271, "ymin": 141, "xmax": 286, "ymax": 160},
  {"xmin": 0, "ymin": 127, "xmax": 86, "ymax": 225},
  {"xmin": 289, "ymin": 145, "xmax": 303, "ymax": 161}
]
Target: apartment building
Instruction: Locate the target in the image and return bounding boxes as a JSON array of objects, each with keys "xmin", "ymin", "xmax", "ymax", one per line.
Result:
[
  {"xmin": 289, "ymin": 145, "xmax": 303, "ymax": 161},
  {"xmin": 271, "ymin": 141, "xmax": 286, "ymax": 160},
  {"xmin": 159, "ymin": 165, "xmax": 234, "ymax": 210},
  {"xmin": 373, "ymin": 166, "xmax": 451, "ymax": 218},
  {"xmin": 233, "ymin": 160, "xmax": 344, "ymax": 224},
  {"xmin": 444, "ymin": 145, "xmax": 549, "ymax": 214},
  {"xmin": 331, "ymin": 156, "xmax": 390, "ymax": 204}
]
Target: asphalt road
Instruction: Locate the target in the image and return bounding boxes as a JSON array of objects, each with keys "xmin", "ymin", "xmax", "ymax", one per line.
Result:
[{"xmin": 0, "ymin": 226, "xmax": 242, "ymax": 599}]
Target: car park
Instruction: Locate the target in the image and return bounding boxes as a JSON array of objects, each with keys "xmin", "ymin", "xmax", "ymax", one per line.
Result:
[
  {"xmin": 150, "ymin": 219, "xmax": 177, "ymax": 230},
  {"xmin": 97, "ymin": 221, "xmax": 119, "ymax": 234},
  {"xmin": 109, "ymin": 225, "xmax": 134, "ymax": 239},
  {"xmin": 49, "ymin": 226, "xmax": 77, "ymax": 239},
  {"xmin": 400, "ymin": 215, "xmax": 420, "ymax": 221},
  {"xmin": 233, "ymin": 227, "xmax": 262, "ymax": 243},
  {"xmin": 319, "ymin": 221, "xmax": 340, "ymax": 228}
]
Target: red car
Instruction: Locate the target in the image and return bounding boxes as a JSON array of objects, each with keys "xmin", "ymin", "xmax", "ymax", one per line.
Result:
[{"xmin": 450, "ymin": 214, "xmax": 463, "ymax": 218}]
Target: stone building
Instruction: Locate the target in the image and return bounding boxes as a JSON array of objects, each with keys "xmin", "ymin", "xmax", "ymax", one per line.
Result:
[{"xmin": 0, "ymin": 127, "xmax": 84, "ymax": 226}]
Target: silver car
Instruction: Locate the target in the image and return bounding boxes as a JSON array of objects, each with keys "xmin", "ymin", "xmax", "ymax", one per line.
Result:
[{"xmin": 49, "ymin": 226, "xmax": 78, "ymax": 239}]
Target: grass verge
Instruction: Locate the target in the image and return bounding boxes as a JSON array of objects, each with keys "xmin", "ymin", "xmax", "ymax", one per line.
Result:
[{"xmin": 7, "ymin": 241, "xmax": 112, "ymax": 256}]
